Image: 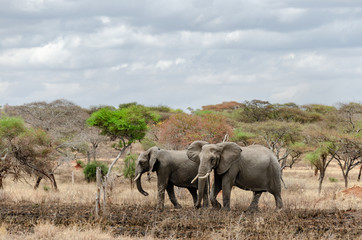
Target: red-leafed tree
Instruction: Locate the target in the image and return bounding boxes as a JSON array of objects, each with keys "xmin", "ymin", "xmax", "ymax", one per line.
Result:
[{"xmin": 157, "ymin": 113, "xmax": 233, "ymax": 150}]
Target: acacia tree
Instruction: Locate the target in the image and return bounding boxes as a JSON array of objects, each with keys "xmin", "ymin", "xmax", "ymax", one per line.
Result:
[
  {"xmin": 241, "ymin": 99, "xmax": 274, "ymax": 122},
  {"xmin": 337, "ymin": 102, "xmax": 362, "ymax": 133},
  {"xmin": 0, "ymin": 116, "xmax": 57, "ymax": 189},
  {"xmin": 245, "ymin": 120, "xmax": 303, "ymax": 168},
  {"xmin": 305, "ymin": 141, "xmax": 335, "ymax": 194},
  {"xmin": 5, "ymin": 99, "xmax": 91, "ymax": 163},
  {"xmin": 331, "ymin": 135, "xmax": 361, "ymax": 188},
  {"xmin": 284, "ymin": 142, "xmax": 313, "ymax": 169},
  {"xmin": 87, "ymin": 105, "xmax": 159, "ymax": 178},
  {"xmin": 304, "ymin": 126, "xmax": 337, "ymax": 194}
]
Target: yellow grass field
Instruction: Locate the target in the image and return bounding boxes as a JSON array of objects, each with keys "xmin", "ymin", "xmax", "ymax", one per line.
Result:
[{"xmin": 0, "ymin": 156, "xmax": 361, "ymax": 239}]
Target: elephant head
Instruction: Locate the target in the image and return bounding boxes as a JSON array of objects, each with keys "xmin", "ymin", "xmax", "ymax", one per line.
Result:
[
  {"xmin": 187, "ymin": 141, "xmax": 242, "ymax": 208},
  {"xmin": 134, "ymin": 146, "xmax": 160, "ymax": 196}
]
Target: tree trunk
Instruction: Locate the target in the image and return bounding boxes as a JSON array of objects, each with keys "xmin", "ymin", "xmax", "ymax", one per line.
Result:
[
  {"xmin": 344, "ymin": 175, "xmax": 348, "ymax": 189},
  {"xmin": 50, "ymin": 173, "xmax": 58, "ymax": 191},
  {"xmin": 34, "ymin": 177, "xmax": 42, "ymax": 189},
  {"xmin": 87, "ymin": 151, "xmax": 91, "ymax": 164},
  {"xmin": 106, "ymin": 145, "xmax": 131, "ymax": 179},
  {"xmin": 92, "ymin": 146, "xmax": 97, "ymax": 161},
  {"xmin": 343, "ymin": 169, "xmax": 350, "ymax": 189},
  {"xmin": 358, "ymin": 165, "xmax": 362, "ymax": 182},
  {"xmin": 318, "ymin": 170, "xmax": 325, "ymax": 194}
]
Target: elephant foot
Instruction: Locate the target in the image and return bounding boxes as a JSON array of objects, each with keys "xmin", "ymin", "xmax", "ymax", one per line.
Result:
[
  {"xmin": 275, "ymin": 207, "xmax": 283, "ymax": 212},
  {"xmin": 211, "ymin": 200, "xmax": 222, "ymax": 209},
  {"xmin": 156, "ymin": 205, "xmax": 165, "ymax": 212},
  {"xmin": 221, "ymin": 206, "xmax": 231, "ymax": 211},
  {"xmin": 174, "ymin": 204, "xmax": 182, "ymax": 209}
]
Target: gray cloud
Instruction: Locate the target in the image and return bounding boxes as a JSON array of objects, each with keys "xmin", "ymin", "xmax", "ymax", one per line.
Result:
[{"xmin": 0, "ymin": 0, "xmax": 361, "ymax": 110}]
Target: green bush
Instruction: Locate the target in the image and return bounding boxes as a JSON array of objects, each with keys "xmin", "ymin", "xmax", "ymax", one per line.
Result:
[
  {"xmin": 76, "ymin": 160, "xmax": 85, "ymax": 168},
  {"xmin": 83, "ymin": 161, "xmax": 108, "ymax": 182},
  {"xmin": 123, "ymin": 154, "xmax": 137, "ymax": 177},
  {"xmin": 329, "ymin": 177, "xmax": 338, "ymax": 183},
  {"xmin": 123, "ymin": 154, "xmax": 137, "ymax": 189}
]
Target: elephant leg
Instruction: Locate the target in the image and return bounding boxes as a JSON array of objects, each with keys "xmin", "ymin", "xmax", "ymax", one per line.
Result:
[
  {"xmin": 273, "ymin": 192, "xmax": 283, "ymax": 210},
  {"xmin": 221, "ymin": 179, "xmax": 232, "ymax": 211},
  {"xmin": 247, "ymin": 191, "xmax": 263, "ymax": 212},
  {"xmin": 157, "ymin": 181, "xmax": 167, "ymax": 211},
  {"xmin": 187, "ymin": 187, "xmax": 198, "ymax": 205},
  {"xmin": 166, "ymin": 184, "xmax": 182, "ymax": 209},
  {"xmin": 210, "ymin": 175, "xmax": 222, "ymax": 209}
]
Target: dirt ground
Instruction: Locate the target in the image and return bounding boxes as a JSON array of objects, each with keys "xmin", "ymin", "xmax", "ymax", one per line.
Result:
[
  {"xmin": 1, "ymin": 202, "xmax": 361, "ymax": 239},
  {"xmin": 342, "ymin": 186, "xmax": 362, "ymax": 200}
]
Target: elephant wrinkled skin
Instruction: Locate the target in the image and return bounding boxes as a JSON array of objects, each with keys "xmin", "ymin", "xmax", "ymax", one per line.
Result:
[
  {"xmin": 134, "ymin": 146, "xmax": 208, "ymax": 211},
  {"xmin": 187, "ymin": 141, "xmax": 283, "ymax": 211}
]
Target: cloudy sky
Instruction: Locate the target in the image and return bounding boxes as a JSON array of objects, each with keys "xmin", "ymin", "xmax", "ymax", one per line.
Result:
[{"xmin": 1, "ymin": 0, "xmax": 361, "ymax": 111}]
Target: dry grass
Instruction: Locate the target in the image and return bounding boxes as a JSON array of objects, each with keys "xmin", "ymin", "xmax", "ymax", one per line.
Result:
[{"xmin": 0, "ymin": 160, "xmax": 361, "ymax": 239}]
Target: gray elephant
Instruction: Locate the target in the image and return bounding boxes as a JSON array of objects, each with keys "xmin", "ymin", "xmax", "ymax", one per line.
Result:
[
  {"xmin": 187, "ymin": 141, "xmax": 283, "ymax": 211},
  {"xmin": 134, "ymin": 146, "xmax": 208, "ymax": 211}
]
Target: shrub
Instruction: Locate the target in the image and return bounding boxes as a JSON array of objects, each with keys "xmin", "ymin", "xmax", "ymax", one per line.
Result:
[
  {"xmin": 76, "ymin": 160, "xmax": 85, "ymax": 168},
  {"xmin": 329, "ymin": 177, "xmax": 338, "ymax": 183},
  {"xmin": 83, "ymin": 161, "xmax": 108, "ymax": 182},
  {"xmin": 123, "ymin": 154, "xmax": 137, "ymax": 189}
]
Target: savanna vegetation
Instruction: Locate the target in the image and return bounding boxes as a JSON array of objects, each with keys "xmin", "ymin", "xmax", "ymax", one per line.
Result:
[{"xmin": 0, "ymin": 99, "xmax": 361, "ymax": 239}]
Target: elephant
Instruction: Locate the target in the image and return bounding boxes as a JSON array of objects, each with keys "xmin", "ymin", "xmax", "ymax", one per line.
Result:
[
  {"xmin": 134, "ymin": 146, "xmax": 208, "ymax": 211},
  {"xmin": 187, "ymin": 141, "xmax": 283, "ymax": 211}
]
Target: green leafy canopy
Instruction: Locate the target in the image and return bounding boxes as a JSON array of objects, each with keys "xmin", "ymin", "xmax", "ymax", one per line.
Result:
[
  {"xmin": 0, "ymin": 116, "xmax": 27, "ymax": 140},
  {"xmin": 86, "ymin": 105, "xmax": 160, "ymax": 147}
]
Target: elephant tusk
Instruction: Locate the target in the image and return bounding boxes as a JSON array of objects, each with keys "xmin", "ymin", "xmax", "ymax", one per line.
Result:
[
  {"xmin": 133, "ymin": 173, "xmax": 141, "ymax": 181},
  {"xmin": 191, "ymin": 174, "xmax": 199, "ymax": 184},
  {"xmin": 198, "ymin": 172, "xmax": 210, "ymax": 180}
]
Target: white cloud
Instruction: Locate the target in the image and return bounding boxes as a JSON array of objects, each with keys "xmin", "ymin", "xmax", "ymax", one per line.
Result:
[
  {"xmin": 155, "ymin": 60, "xmax": 173, "ymax": 70},
  {"xmin": 275, "ymin": 8, "xmax": 306, "ymax": 23},
  {"xmin": 1, "ymin": 0, "xmax": 361, "ymax": 108},
  {"xmin": 185, "ymin": 73, "xmax": 259, "ymax": 85},
  {"xmin": 42, "ymin": 82, "xmax": 82, "ymax": 97},
  {"xmin": 175, "ymin": 58, "xmax": 186, "ymax": 65},
  {"xmin": 0, "ymin": 38, "xmax": 73, "ymax": 68},
  {"xmin": 0, "ymin": 81, "xmax": 11, "ymax": 95},
  {"xmin": 155, "ymin": 58, "xmax": 186, "ymax": 70},
  {"xmin": 109, "ymin": 64, "xmax": 129, "ymax": 71},
  {"xmin": 270, "ymin": 84, "xmax": 311, "ymax": 102},
  {"xmin": 12, "ymin": 0, "xmax": 51, "ymax": 12},
  {"xmin": 99, "ymin": 16, "xmax": 111, "ymax": 24},
  {"xmin": 85, "ymin": 24, "xmax": 163, "ymax": 48},
  {"xmin": 293, "ymin": 53, "xmax": 328, "ymax": 70}
]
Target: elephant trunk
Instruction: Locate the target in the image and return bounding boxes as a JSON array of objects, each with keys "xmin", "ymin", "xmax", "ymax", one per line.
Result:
[
  {"xmin": 135, "ymin": 172, "xmax": 149, "ymax": 196},
  {"xmin": 195, "ymin": 161, "xmax": 211, "ymax": 208},
  {"xmin": 195, "ymin": 176, "xmax": 207, "ymax": 208}
]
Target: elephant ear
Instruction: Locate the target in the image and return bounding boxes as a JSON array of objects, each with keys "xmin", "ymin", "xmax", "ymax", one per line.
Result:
[
  {"xmin": 148, "ymin": 146, "xmax": 160, "ymax": 172},
  {"xmin": 216, "ymin": 142, "xmax": 242, "ymax": 175},
  {"xmin": 187, "ymin": 141, "xmax": 209, "ymax": 164}
]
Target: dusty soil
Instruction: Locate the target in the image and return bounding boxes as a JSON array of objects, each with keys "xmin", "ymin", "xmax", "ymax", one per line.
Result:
[
  {"xmin": 0, "ymin": 202, "xmax": 361, "ymax": 239},
  {"xmin": 342, "ymin": 186, "xmax": 362, "ymax": 200}
]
